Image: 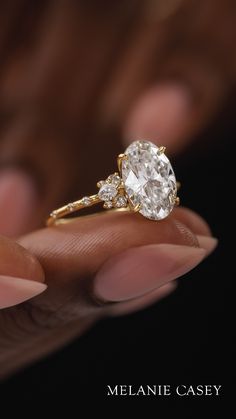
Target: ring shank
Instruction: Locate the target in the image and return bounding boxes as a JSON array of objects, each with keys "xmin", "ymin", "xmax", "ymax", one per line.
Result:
[{"xmin": 46, "ymin": 194, "xmax": 101, "ymax": 226}]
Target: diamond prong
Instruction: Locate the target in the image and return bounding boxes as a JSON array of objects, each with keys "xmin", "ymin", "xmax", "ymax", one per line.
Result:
[
  {"xmin": 159, "ymin": 146, "xmax": 166, "ymax": 154},
  {"xmin": 97, "ymin": 180, "xmax": 104, "ymax": 188},
  {"xmin": 132, "ymin": 203, "xmax": 141, "ymax": 213},
  {"xmin": 117, "ymin": 154, "xmax": 128, "ymax": 173},
  {"xmin": 175, "ymin": 197, "xmax": 180, "ymax": 206}
]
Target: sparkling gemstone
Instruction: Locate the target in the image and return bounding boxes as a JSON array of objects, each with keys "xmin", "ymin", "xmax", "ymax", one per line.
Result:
[
  {"xmin": 114, "ymin": 195, "xmax": 127, "ymax": 208},
  {"xmin": 67, "ymin": 203, "xmax": 75, "ymax": 212},
  {"xmin": 107, "ymin": 173, "xmax": 121, "ymax": 187},
  {"xmin": 81, "ymin": 197, "xmax": 91, "ymax": 206},
  {"xmin": 121, "ymin": 140, "xmax": 177, "ymax": 220},
  {"xmin": 103, "ymin": 200, "xmax": 113, "ymax": 209},
  {"xmin": 98, "ymin": 184, "xmax": 117, "ymax": 201}
]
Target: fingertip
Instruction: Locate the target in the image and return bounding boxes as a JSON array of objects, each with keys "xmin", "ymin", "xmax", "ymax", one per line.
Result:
[
  {"xmin": 196, "ymin": 235, "xmax": 218, "ymax": 256},
  {"xmin": 123, "ymin": 83, "xmax": 191, "ymax": 152},
  {"xmin": 0, "ymin": 168, "xmax": 38, "ymax": 237},
  {"xmin": 0, "ymin": 275, "xmax": 47, "ymax": 309},
  {"xmin": 0, "ymin": 235, "xmax": 45, "ymax": 284},
  {"xmin": 94, "ymin": 244, "xmax": 206, "ymax": 302},
  {"xmin": 173, "ymin": 207, "xmax": 212, "ymax": 236}
]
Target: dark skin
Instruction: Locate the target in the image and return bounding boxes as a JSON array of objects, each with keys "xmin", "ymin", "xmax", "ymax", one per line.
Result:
[{"xmin": 0, "ymin": 207, "xmax": 211, "ymax": 379}]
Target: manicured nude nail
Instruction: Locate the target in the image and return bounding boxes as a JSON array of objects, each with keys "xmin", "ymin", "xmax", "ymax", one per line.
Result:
[
  {"xmin": 123, "ymin": 84, "xmax": 191, "ymax": 147},
  {"xmin": 110, "ymin": 282, "xmax": 177, "ymax": 316},
  {"xmin": 0, "ymin": 275, "xmax": 47, "ymax": 309},
  {"xmin": 196, "ymin": 235, "xmax": 218, "ymax": 256},
  {"xmin": 0, "ymin": 169, "xmax": 37, "ymax": 237},
  {"xmin": 94, "ymin": 244, "xmax": 206, "ymax": 302}
]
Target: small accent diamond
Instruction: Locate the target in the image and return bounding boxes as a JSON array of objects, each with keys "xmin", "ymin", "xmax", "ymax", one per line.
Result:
[
  {"xmin": 103, "ymin": 201, "xmax": 113, "ymax": 209},
  {"xmin": 114, "ymin": 195, "xmax": 127, "ymax": 208},
  {"xmin": 107, "ymin": 173, "xmax": 121, "ymax": 187},
  {"xmin": 98, "ymin": 184, "xmax": 117, "ymax": 201},
  {"xmin": 81, "ymin": 196, "xmax": 91, "ymax": 206},
  {"xmin": 67, "ymin": 203, "xmax": 75, "ymax": 212}
]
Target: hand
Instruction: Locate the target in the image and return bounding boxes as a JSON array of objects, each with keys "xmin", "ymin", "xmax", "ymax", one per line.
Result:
[
  {"xmin": 0, "ymin": 205, "xmax": 217, "ymax": 378},
  {"xmin": 0, "ymin": 2, "xmax": 226, "ymax": 378},
  {"xmin": 0, "ymin": 83, "xmax": 219, "ymax": 380}
]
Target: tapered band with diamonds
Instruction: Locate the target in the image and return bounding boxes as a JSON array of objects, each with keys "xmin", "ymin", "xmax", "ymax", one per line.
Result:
[{"xmin": 46, "ymin": 140, "xmax": 180, "ymax": 227}]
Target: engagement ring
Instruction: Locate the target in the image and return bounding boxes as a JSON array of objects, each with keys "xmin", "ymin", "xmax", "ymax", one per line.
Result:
[{"xmin": 47, "ymin": 140, "xmax": 180, "ymax": 226}]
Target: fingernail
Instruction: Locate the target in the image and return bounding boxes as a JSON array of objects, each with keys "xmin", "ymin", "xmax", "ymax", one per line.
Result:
[
  {"xmin": 123, "ymin": 84, "xmax": 191, "ymax": 147},
  {"xmin": 196, "ymin": 235, "xmax": 218, "ymax": 256},
  {"xmin": 0, "ymin": 169, "xmax": 37, "ymax": 237},
  {"xmin": 94, "ymin": 244, "xmax": 206, "ymax": 302},
  {"xmin": 0, "ymin": 275, "xmax": 47, "ymax": 309},
  {"xmin": 110, "ymin": 282, "xmax": 177, "ymax": 316}
]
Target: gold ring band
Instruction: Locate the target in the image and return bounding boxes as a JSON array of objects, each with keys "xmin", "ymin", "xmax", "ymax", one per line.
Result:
[{"xmin": 46, "ymin": 140, "xmax": 180, "ymax": 227}]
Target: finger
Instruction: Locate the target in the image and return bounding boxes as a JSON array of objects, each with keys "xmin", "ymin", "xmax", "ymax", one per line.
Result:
[
  {"xmin": 0, "ymin": 235, "xmax": 44, "ymax": 282},
  {"xmin": 19, "ymin": 208, "xmax": 207, "ymax": 281},
  {"xmin": 19, "ymin": 208, "xmax": 216, "ymax": 310},
  {"xmin": 109, "ymin": 282, "xmax": 177, "ymax": 316},
  {"xmin": 0, "ymin": 276, "xmax": 47, "ymax": 309},
  {"xmin": 123, "ymin": 84, "xmax": 191, "ymax": 152},
  {"xmin": 173, "ymin": 208, "xmax": 218, "ymax": 254},
  {"xmin": 94, "ymin": 234, "xmax": 216, "ymax": 305},
  {"xmin": 173, "ymin": 207, "xmax": 212, "ymax": 236},
  {"xmin": 0, "ymin": 168, "xmax": 38, "ymax": 237},
  {"xmin": 0, "ymin": 235, "xmax": 46, "ymax": 309},
  {"xmin": 0, "ymin": 114, "xmax": 79, "ymax": 236},
  {"xmin": 196, "ymin": 235, "xmax": 218, "ymax": 256},
  {"xmin": 123, "ymin": 77, "xmax": 226, "ymax": 155},
  {"xmin": 94, "ymin": 244, "xmax": 206, "ymax": 302}
]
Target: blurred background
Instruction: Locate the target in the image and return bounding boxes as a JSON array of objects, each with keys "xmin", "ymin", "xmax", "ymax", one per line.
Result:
[{"xmin": 0, "ymin": 0, "xmax": 234, "ymax": 407}]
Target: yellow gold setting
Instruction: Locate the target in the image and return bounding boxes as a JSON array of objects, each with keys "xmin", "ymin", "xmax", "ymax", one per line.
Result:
[{"xmin": 46, "ymin": 143, "xmax": 180, "ymax": 227}]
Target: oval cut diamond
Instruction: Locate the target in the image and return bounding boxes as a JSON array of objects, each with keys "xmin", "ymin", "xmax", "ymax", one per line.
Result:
[{"xmin": 121, "ymin": 140, "xmax": 177, "ymax": 220}]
